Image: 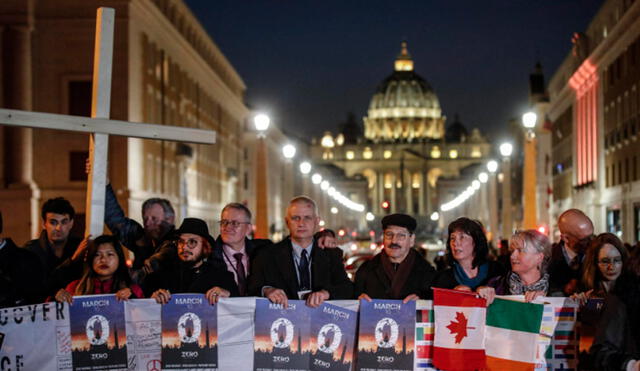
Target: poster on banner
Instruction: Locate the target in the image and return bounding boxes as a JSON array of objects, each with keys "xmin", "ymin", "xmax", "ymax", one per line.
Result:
[
  {"xmin": 357, "ymin": 299, "xmax": 416, "ymax": 371},
  {"xmin": 69, "ymin": 295, "xmax": 128, "ymax": 370},
  {"xmin": 414, "ymin": 301, "xmax": 437, "ymax": 371},
  {"xmin": 254, "ymin": 299, "xmax": 311, "ymax": 371},
  {"xmin": 535, "ymin": 297, "xmax": 578, "ymax": 371},
  {"xmin": 0, "ymin": 302, "xmax": 69, "ymax": 371},
  {"xmin": 309, "ymin": 302, "xmax": 357, "ymax": 370},
  {"xmin": 161, "ymin": 294, "xmax": 218, "ymax": 369}
]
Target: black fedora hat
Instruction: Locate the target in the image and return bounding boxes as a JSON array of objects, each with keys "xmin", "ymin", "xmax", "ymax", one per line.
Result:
[{"xmin": 174, "ymin": 218, "xmax": 216, "ymax": 247}]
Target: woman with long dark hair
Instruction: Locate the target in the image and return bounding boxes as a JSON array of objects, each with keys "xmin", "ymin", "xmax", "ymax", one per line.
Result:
[{"xmin": 55, "ymin": 235, "xmax": 143, "ymax": 303}]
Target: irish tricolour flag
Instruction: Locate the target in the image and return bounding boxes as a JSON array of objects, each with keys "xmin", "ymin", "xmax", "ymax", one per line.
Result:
[
  {"xmin": 485, "ymin": 297, "xmax": 543, "ymax": 370},
  {"xmin": 433, "ymin": 288, "xmax": 486, "ymax": 370}
]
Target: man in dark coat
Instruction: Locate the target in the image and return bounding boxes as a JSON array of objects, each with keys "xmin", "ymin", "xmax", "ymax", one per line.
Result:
[
  {"xmin": 355, "ymin": 213, "xmax": 436, "ymax": 301},
  {"xmin": 0, "ymin": 211, "xmax": 46, "ymax": 307},
  {"xmin": 248, "ymin": 196, "xmax": 353, "ymax": 307},
  {"xmin": 548, "ymin": 209, "xmax": 594, "ymax": 296},
  {"xmin": 23, "ymin": 197, "xmax": 85, "ymax": 296},
  {"xmin": 145, "ymin": 218, "xmax": 238, "ymax": 305}
]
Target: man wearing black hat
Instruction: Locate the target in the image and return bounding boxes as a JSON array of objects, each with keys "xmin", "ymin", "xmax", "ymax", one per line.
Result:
[
  {"xmin": 145, "ymin": 218, "xmax": 238, "ymax": 305},
  {"xmin": 355, "ymin": 213, "xmax": 436, "ymax": 302},
  {"xmin": 0, "ymin": 211, "xmax": 46, "ymax": 307}
]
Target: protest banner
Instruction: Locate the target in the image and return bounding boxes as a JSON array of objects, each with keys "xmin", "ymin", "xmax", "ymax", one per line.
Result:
[
  {"xmin": 357, "ymin": 299, "xmax": 416, "ymax": 371},
  {"xmin": 309, "ymin": 302, "xmax": 357, "ymax": 370}
]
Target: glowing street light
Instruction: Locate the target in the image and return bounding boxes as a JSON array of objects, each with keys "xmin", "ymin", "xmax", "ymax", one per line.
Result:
[
  {"xmin": 311, "ymin": 173, "xmax": 322, "ymax": 184},
  {"xmin": 487, "ymin": 160, "xmax": 498, "ymax": 173},
  {"xmin": 499, "ymin": 142, "xmax": 513, "ymax": 157},
  {"xmin": 253, "ymin": 113, "xmax": 270, "ymax": 132},
  {"xmin": 366, "ymin": 212, "xmax": 375, "ymax": 221},
  {"xmin": 282, "ymin": 144, "xmax": 296, "ymax": 159},
  {"xmin": 478, "ymin": 172, "xmax": 489, "ymax": 183},
  {"xmin": 522, "ymin": 111, "xmax": 537, "ymax": 130},
  {"xmin": 299, "ymin": 161, "xmax": 311, "ymax": 174}
]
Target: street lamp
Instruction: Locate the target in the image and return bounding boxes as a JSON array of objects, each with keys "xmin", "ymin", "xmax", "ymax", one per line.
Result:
[
  {"xmin": 311, "ymin": 173, "xmax": 322, "ymax": 184},
  {"xmin": 282, "ymin": 144, "xmax": 296, "ymax": 159},
  {"xmin": 522, "ymin": 111, "xmax": 538, "ymax": 229},
  {"xmin": 487, "ymin": 160, "xmax": 498, "ymax": 173},
  {"xmin": 486, "ymin": 160, "xmax": 499, "ymax": 246},
  {"xmin": 299, "ymin": 161, "xmax": 311, "ymax": 174},
  {"xmin": 254, "ymin": 113, "xmax": 270, "ymax": 238},
  {"xmin": 478, "ymin": 172, "xmax": 488, "ymax": 183},
  {"xmin": 499, "ymin": 141, "xmax": 513, "ymax": 240}
]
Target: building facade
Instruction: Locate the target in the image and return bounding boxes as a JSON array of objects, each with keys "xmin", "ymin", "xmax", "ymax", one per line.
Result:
[
  {"xmin": 547, "ymin": 0, "xmax": 640, "ymax": 243},
  {"xmin": 310, "ymin": 43, "xmax": 492, "ymax": 238}
]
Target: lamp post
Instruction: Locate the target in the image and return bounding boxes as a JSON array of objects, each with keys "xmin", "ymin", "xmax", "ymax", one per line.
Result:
[
  {"xmin": 499, "ymin": 143, "xmax": 513, "ymax": 239},
  {"xmin": 486, "ymin": 160, "xmax": 499, "ymax": 247},
  {"xmin": 281, "ymin": 143, "xmax": 296, "ymax": 206},
  {"xmin": 522, "ymin": 111, "xmax": 538, "ymax": 229},
  {"xmin": 254, "ymin": 113, "xmax": 270, "ymax": 238}
]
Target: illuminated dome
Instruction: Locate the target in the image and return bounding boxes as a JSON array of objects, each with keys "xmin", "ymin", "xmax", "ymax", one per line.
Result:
[{"xmin": 364, "ymin": 42, "xmax": 445, "ymax": 142}]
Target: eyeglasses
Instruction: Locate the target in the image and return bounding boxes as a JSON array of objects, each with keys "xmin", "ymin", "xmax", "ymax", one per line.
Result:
[
  {"xmin": 598, "ymin": 257, "xmax": 623, "ymax": 266},
  {"xmin": 219, "ymin": 220, "xmax": 250, "ymax": 229},
  {"xmin": 177, "ymin": 238, "xmax": 201, "ymax": 248},
  {"xmin": 383, "ymin": 232, "xmax": 410, "ymax": 241}
]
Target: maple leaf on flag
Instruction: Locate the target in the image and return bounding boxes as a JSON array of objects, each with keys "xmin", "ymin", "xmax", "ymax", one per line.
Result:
[{"xmin": 446, "ymin": 311, "xmax": 469, "ymax": 344}]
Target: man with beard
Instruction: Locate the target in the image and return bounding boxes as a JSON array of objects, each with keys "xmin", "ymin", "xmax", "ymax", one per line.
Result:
[
  {"xmin": 104, "ymin": 184, "xmax": 176, "ymax": 279},
  {"xmin": 355, "ymin": 214, "xmax": 436, "ymax": 301},
  {"xmin": 24, "ymin": 197, "xmax": 86, "ymax": 296},
  {"xmin": 548, "ymin": 208, "xmax": 595, "ymax": 296},
  {"xmin": 145, "ymin": 218, "xmax": 237, "ymax": 304},
  {"xmin": 248, "ymin": 196, "xmax": 353, "ymax": 308}
]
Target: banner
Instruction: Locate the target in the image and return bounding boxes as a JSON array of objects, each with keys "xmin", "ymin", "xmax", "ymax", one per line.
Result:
[
  {"xmin": 0, "ymin": 296, "xmax": 581, "ymax": 370},
  {"xmin": 69, "ymin": 295, "xmax": 128, "ymax": 370},
  {"xmin": 161, "ymin": 294, "xmax": 218, "ymax": 369},
  {"xmin": 310, "ymin": 302, "xmax": 357, "ymax": 370},
  {"xmin": 357, "ymin": 299, "xmax": 416, "ymax": 371},
  {"xmin": 254, "ymin": 299, "xmax": 311, "ymax": 371}
]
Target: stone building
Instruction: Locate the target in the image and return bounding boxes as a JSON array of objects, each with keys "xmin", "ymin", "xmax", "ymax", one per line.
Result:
[
  {"xmin": 310, "ymin": 43, "xmax": 492, "ymax": 237},
  {"xmin": 0, "ymin": 0, "xmax": 248, "ymax": 242},
  {"xmin": 547, "ymin": 0, "xmax": 640, "ymax": 242}
]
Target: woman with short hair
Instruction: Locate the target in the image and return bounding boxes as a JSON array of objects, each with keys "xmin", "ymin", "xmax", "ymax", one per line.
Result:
[{"xmin": 476, "ymin": 229, "xmax": 551, "ymax": 304}]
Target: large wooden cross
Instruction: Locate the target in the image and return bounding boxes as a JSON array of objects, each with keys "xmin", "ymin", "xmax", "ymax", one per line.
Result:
[{"xmin": 0, "ymin": 8, "xmax": 216, "ymax": 236}]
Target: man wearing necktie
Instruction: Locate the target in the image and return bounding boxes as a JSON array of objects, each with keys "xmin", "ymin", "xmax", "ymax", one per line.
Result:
[
  {"xmin": 210, "ymin": 203, "xmax": 271, "ymax": 296},
  {"xmin": 248, "ymin": 196, "xmax": 353, "ymax": 307},
  {"xmin": 548, "ymin": 209, "xmax": 595, "ymax": 296}
]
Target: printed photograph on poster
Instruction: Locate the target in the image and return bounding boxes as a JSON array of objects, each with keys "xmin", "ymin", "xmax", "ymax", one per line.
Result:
[
  {"xmin": 310, "ymin": 302, "xmax": 357, "ymax": 371},
  {"xmin": 161, "ymin": 294, "xmax": 218, "ymax": 369},
  {"xmin": 357, "ymin": 299, "xmax": 416, "ymax": 371},
  {"xmin": 254, "ymin": 299, "xmax": 310, "ymax": 371},
  {"xmin": 69, "ymin": 295, "xmax": 128, "ymax": 370}
]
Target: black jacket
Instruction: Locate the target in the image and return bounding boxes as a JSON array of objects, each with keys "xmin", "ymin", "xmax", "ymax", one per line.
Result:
[
  {"xmin": 248, "ymin": 238, "xmax": 353, "ymax": 300},
  {"xmin": 590, "ymin": 293, "xmax": 638, "ymax": 370},
  {"xmin": 548, "ymin": 242, "xmax": 582, "ymax": 296},
  {"xmin": 210, "ymin": 236, "xmax": 271, "ymax": 295},
  {"xmin": 23, "ymin": 230, "xmax": 83, "ymax": 296},
  {"xmin": 0, "ymin": 238, "xmax": 46, "ymax": 307},
  {"xmin": 354, "ymin": 249, "xmax": 436, "ymax": 300},
  {"xmin": 431, "ymin": 260, "xmax": 505, "ymax": 291},
  {"xmin": 143, "ymin": 259, "xmax": 238, "ymax": 297},
  {"xmin": 104, "ymin": 184, "xmax": 175, "ymax": 270}
]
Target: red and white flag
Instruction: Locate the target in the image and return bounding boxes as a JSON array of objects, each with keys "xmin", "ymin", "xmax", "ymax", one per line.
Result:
[{"xmin": 433, "ymin": 288, "xmax": 487, "ymax": 370}]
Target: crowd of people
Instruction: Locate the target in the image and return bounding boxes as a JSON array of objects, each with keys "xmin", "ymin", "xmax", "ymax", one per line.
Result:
[{"xmin": 1, "ymin": 191, "xmax": 639, "ymax": 370}]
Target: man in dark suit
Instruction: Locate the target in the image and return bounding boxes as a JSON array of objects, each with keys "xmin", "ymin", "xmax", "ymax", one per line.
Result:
[
  {"xmin": 248, "ymin": 196, "xmax": 353, "ymax": 307},
  {"xmin": 548, "ymin": 208, "xmax": 594, "ymax": 296},
  {"xmin": 210, "ymin": 203, "xmax": 271, "ymax": 296},
  {"xmin": 355, "ymin": 213, "xmax": 435, "ymax": 301}
]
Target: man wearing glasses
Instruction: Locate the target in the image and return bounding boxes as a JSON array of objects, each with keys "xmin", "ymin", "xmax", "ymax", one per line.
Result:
[
  {"xmin": 548, "ymin": 208, "xmax": 595, "ymax": 296},
  {"xmin": 145, "ymin": 218, "xmax": 237, "ymax": 304},
  {"xmin": 248, "ymin": 196, "xmax": 353, "ymax": 307},
  {"xmin": 210, "ymin": 203, "xmax": 272, "ymax": 296},
  {"xmin": 354, "ymin": 213, "xmax": 435, "ymax": 302}
]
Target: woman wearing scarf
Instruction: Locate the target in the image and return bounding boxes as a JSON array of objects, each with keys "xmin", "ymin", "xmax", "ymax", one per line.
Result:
[
  {"xmin": 476, "ymin": 229, "xmax": 551, "ymax": 304},
  {"xmin": 355, "ymin": 213, "xmax": 436, "ymax": 302},
  {"xmin": 432, "ymin": 217, "xmax": 505, "ymax": 293}
]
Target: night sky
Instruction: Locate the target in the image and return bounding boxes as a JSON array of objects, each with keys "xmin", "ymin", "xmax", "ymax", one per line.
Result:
[{"xmin": 184, "ymin": 1, "xmax": 603, "ymax": 143}]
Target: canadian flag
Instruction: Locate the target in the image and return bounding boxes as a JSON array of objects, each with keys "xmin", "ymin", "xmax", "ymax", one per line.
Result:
[{"xmin": 433, "ymin": 288, "xmax": 487, "ymax": 370}]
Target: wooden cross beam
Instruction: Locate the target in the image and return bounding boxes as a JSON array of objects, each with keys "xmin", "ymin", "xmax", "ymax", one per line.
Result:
[{"xmin": 0, "ymin": 8, "xmax": 216, "ymax": 237}]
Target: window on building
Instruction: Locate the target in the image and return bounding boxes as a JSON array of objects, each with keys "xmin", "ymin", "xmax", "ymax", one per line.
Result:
[
  {"xmin": 606, "ymin": 165, "xmax": 610, "ymax": 187},
  {"xmin": 607, "ymin": 208, "xmax": 622, "ymax": 238},
  {"xmin": 619, "ymin": 160, "xmax": 623, "ymax": 184},
  {"xmin": 626, "ymin": 157, "xmax": 630, "ymax": 183},
  {"xmin": 69, "ymin": 151, "xmax": 89, "ymax": 181},
  {"xmin": 635, "ymin": 204, "xmax": 640, "ymax": 243},
  {"xmin": 68, "ymin": 80, "xmax": 92, "ymax": 116}
]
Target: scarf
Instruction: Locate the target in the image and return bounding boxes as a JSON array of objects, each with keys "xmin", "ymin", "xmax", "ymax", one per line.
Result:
[
  {"xmin": 453, "ymin": 262, "xmax": 488, "ymax": 290},
  {"xmin": 508, "ymin": 272, "xmax": 549, "ymax": 295},
  {"xmin": 380, "ymin": 248, "xmax": 417, "ymax": 299}
]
